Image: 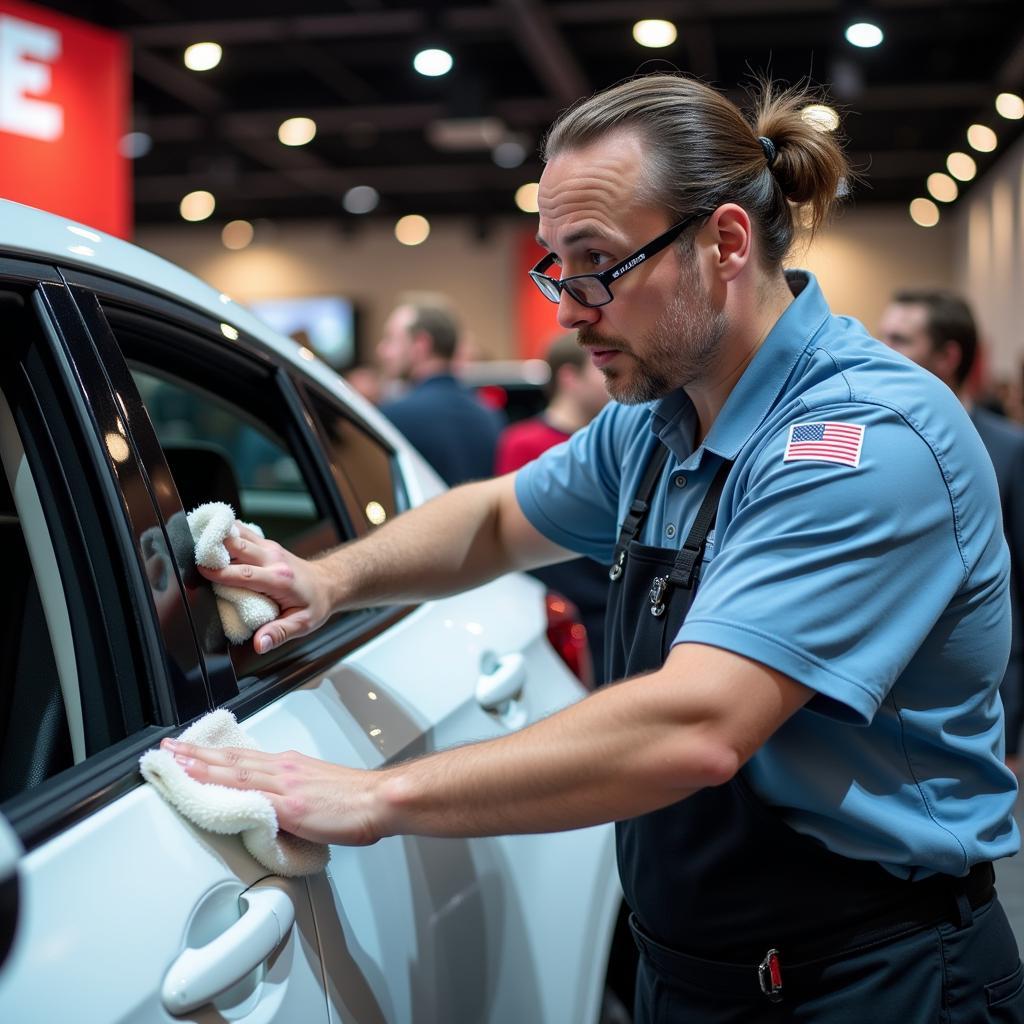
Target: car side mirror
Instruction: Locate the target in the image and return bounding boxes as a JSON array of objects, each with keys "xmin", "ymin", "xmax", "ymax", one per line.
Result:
[{"xmin": 0, "ymin": 813, "xmax": 21, "ymax": 971}]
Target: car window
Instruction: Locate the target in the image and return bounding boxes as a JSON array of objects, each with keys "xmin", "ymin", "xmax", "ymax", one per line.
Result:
[
  {"xmin": 131, "ymin": 367, "xmax": 333, "ymax": 555},
  {"xmin": 307, "ymin": 389, "xmax": 403, "ymax": 532},
  {"xmin": 0, "ymin": 287, "xmax": 156, "ymax": 815}
]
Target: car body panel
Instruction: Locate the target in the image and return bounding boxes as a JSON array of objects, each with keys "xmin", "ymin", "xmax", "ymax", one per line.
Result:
[{"xmin": 0, "ymin": 199, "xmax": 620, "ymax": 1023}]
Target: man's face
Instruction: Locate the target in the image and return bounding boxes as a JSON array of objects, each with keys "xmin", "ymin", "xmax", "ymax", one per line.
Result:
[
  {"xmin": 877, "ymin": 302, "xmax": 949, "ymax": 383},
  {"xmin": 376, "ymin": 305, "xmax": 417, "ymax": 382},
  {"xmin": 536, "ymin": 132, "xmax": 725, "ymax": 405}
]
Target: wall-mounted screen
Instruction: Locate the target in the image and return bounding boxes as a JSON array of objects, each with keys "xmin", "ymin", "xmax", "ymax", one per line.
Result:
[{"xmin": 250, "ymin": 295, "xmax": 358, "ymax": 369}]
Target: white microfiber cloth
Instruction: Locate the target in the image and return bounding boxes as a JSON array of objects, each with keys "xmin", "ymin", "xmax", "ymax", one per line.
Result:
[
  {"xmin": 187, "ymin": 502, "xmax": 280, "ymax": 644},
  {"xmin": 139, "ymin": 709, "xmax": 330, "ymax": 877}
]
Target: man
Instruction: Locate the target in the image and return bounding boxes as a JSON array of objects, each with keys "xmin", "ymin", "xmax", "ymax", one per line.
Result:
[
  {"xmin": 376, "ymin": 302, "xmax": 503, "ymax": 486},
  {"xmin": 496, "ymin": 335, "xmax": 612, "ymax": 684},
  {"xmin": 879, "ymin": 291, "xmax": 1024, "ymax": 771},
  {"xmin": 165, "ymin": 75, "xmax": 1021, "ymax": 1021}
]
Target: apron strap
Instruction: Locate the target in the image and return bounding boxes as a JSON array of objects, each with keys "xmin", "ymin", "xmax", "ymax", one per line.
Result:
[
  {"xmin": 609, "ymin": 443, "xmax": 671, "ymax": 581},
  {"xmin": 666, "ymin": 458, "xmax": 733, "ymax": 590}
]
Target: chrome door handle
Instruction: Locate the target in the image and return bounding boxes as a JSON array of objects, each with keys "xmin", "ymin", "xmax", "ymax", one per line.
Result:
[
  {"xmin": 161, "ymin": 886, "xmax": 295, "ymax": 1015},
  {"xmin": 476, "ymin": 652, "xmax": 526, "ymax": 711}
]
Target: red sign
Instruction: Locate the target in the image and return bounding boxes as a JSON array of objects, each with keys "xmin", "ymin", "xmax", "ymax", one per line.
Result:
[{"xmin": 0, "ymin": 1, "xmax": 130, "ymax": 237}]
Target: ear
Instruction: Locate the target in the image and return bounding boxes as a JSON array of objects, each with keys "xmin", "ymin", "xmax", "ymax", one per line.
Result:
[
  {"xmin": 702, "ymin": 203, "xmax": 751, "ymax": 284},
  {"xmin": 935, "ymin": 339, "xmax": 964, "ymax": 382}
]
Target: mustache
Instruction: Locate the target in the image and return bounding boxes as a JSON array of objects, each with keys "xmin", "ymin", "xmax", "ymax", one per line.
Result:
[{"xmin": 577, "ymin": 328, "xmax": 630, "ymax": 352}]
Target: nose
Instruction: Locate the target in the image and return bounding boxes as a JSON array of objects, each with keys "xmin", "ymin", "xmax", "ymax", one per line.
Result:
[{"xmin": 556, "ymin": 290, "xmax": 600, "ymax": 331}]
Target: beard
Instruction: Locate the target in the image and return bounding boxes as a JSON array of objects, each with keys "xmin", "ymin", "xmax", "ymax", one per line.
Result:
[{"xmin": 579, "ymin": 270, "xmax": 726, "ymax": 405}]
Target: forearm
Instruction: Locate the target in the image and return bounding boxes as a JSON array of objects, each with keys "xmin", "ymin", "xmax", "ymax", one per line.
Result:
[
  {"xmin": 319, "ymin": 474, "xmax": 559, "ymax": 610},
  {"xmin": 374, "ymin": 669, "xmax": 737, "ymax": 839}
]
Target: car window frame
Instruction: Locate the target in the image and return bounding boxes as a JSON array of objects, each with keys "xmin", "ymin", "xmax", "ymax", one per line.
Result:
[{"xmin": 0, "ymin": 260, "xmax": 192, "ymax": 849}]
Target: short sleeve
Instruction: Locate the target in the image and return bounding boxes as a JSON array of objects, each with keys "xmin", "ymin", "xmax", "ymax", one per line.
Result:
[
  {"xmin": 677, "ymin": 404, "xmax": 970, "ymax": 723},
  {"xmin": 515, "ymin": 402, "xmax": 641, "ymax": 562}
]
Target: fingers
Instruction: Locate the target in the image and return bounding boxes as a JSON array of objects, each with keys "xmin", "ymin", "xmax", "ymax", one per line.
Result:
[
  {"xmin": 233, "ymin": 522, "xmax": 265, "ymax": 543},
  {"xmin": 253, "ymin": 607, "xmax": 315, "ymax": 654},
  {"xmin": 161, "ymin": 740, "xmax": 287, "ymax": 793}
]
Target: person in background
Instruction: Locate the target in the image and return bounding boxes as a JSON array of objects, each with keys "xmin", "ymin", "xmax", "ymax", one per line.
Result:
[
  {"xmin": 376, "ymin": 302, "xmax": 503, "ymax": 486},
  {"xmin": 496, "ymin": 335, "xmax": 612, "ymax": 683},
  {"xmin": 879, "ymin": 290, "xmax": 1024, "ymax": 770},
  {"xmin": 343, "ymin": 365, "xmax": 383, "ymax": 406}
]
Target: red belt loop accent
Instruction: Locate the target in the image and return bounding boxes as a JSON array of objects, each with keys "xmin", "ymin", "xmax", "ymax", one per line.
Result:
[{"xmin": 758, "ymin": 948, "xmax": 783, "ymax": 1002}]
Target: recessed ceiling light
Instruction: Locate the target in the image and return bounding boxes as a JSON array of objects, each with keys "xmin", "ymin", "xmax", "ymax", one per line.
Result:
[
  {"xmin": 395, "ymin": 214, "xmax": 430, "ymax": 245},
  {"xmin": 222, "ymin": 220, "xmax": 254, "ymax": 250},
  {"xmin": 413, "ymin": 48, "xmax": 453, "ymax": 77},
  {"xmin": 632, "ymin": 20, "xmax": 677, "ymax": 48},
  {"xmin": 967, "ymin": 124, "xmax": 997, "ymax": 152},
  {"xmin": 909, "ymin": 197, "xmax": 940, "ymax": 227},
  {"xmin": 801, "ymin": 104, "xmax": 840, "ymax": 132},
  {"xmin": 343, "ymin": 185, "xmax": 380, "ymax": 214},
  {"xmin": 946, "ymin": 152, "xmax": 977, "ymax": 181},
  {"xmin": 926, "ymin": 173, "xmax": 958, "ymax": 203},
  {"xmin": 514, "ymin": 182, "xmax": 539, "ymax": 213},
  {"xmin": 995, "ymin": 92, "xmax": 1024, "ymax": 120},
  {"xmin": 179, "ymin": 190, "xmax": 215, "ymax": 222},
  {"xmin": 278, "ymin": 117, "xmax": 317, "ymax": 146},
  {"xmin": 845, "ymin": 22, "xmax": 883, "ymax": 48},
  {"xmin": 184, "ymin": 42, "xmax": 221, "ymax": 72}
]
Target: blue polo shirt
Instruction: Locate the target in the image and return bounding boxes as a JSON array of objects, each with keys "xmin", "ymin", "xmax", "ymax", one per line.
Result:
[{"xmin": 516, "ymin": 271, "xmax": 1019, "ymax": 877}]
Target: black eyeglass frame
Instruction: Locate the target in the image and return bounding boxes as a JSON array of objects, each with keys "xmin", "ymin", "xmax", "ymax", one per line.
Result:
[{"xmin": 528, "ymin": 210, "xmax": 710, "ymax": 308}]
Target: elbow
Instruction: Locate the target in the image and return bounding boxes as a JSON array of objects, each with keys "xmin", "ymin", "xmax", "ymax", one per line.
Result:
[{"xmin": 679, "ymin": 735, "xmax": 743, "ymax": 791}]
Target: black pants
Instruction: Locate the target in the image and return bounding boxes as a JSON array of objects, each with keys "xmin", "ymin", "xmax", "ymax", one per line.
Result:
[{"xmin": 633, "ymin": 897, "xmax": 1024, "ymax": 1023}]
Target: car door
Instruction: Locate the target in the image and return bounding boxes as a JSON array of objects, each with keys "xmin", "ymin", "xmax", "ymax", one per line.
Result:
[
  {"xmin": 66, "ymin": 267, "xmax": 619, "ymax": 1024},
  {"xmin": 0, "ymin": 262, "xmax": 329, "ymax": 1024}
]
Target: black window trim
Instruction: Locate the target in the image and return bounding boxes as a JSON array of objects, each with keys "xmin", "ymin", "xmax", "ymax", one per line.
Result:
[{"xmin": 60, "ymin": 269, "xmax": 418, "ymax": 714}]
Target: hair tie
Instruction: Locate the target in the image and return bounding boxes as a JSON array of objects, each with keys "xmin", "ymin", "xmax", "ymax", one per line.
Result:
[{"xmin": 758, "ymin": 135, "xmax": 777, "ymax": 168}]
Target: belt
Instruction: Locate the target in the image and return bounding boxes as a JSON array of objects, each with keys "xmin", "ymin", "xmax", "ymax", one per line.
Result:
[{"xmin": 629, "ymin": 861, "xmax": 996, "ymax": 1003}]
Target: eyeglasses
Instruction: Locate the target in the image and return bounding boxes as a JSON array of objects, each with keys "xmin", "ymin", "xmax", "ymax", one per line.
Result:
[{"xmin": 528, "ymin": 211, "xmax": 708, "ymax": 308}]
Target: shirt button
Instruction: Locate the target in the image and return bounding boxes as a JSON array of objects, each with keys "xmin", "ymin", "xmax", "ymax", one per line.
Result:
[
  {"xmin": 666, "ymin": 523, "xmax": 677, "ymax": 539},
  {"xmin": 674, "ymin": 474, "xmax": 687, "ymax": 488}
]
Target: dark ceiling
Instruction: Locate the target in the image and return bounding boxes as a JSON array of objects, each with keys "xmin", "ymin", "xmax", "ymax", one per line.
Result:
[{"xmin": 43, "ymin": 0, "xmax": 1024, "ymax": 228}]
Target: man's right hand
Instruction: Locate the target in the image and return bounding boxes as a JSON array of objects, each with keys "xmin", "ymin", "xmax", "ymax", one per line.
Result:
[{"xmin": 197, "ymin": 522, "xmax": 336, "ymax": 654}]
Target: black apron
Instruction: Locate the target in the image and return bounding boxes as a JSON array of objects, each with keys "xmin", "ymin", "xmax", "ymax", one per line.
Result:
[{"xmin": 605, "ymin": 440, "xmax": 971, "ymax": 967}]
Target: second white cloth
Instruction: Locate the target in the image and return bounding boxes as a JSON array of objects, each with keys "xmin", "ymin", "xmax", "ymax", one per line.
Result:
[{"xmin": 187, "ymin": 502, "xmax": 279, "ymax": 644}]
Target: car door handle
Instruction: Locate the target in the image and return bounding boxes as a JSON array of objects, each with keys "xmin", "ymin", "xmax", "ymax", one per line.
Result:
[
  {"xmin": 476, "ymin": 652, "xmax": 526, "ymax": 711},
  {"xmin": 161, "ymin": 886, "xmax": 295, "ymax": 1015}
]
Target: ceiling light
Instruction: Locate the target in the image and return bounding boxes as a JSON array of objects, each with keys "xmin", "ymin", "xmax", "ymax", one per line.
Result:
[
  {"xmin": 909, "ymin": 198, "xmax": 940, "ymax": 228},
  {"xmin": 179, "ymin": 190, "xmax": 215, "ymax": 222},
  {"xmin": 343, "ymin": 185, "xmax": 379, "ymax": 214},
  {"xmin": 119, "ymin": 132, "xmax": 152, "ymax": 159},
  {"xmin": 183, "ymin": 42, "xmax": 222, "ymax": 72},
  {"xmin": 514, "ymin": 183, "xmax": 539, "ymax": 213},
  {"xmin": 632, "ymin": 19, "xmax": 677, "ymax": 48},
  {"xmin": 926, "ymin": 173, "xmax": 958, "ymax": 203},
  {"xmin": 222, "ymin": 220, "xmax": 254, "ymax": 250},
  {"xmin": 996, "ymin": 92, "xmax": 1024, "ymax": 120},
  {"xmin": 967, "ymin": 124, "xmax": 997, "ymax": 152},
  {"xmin": 413, "ymin": 48, "xmax": 453, "ymax": 77},
  {"xmin": 492, "ymin": 139, "xmax": 527, "ymax": 168},
  {"xmin": 395, "ymin": 214, "xmax": 430, "ymax": 245},
  {"xmin": 845, "ymin": 22, "xmax": 883, "ymax": 48},
  {"xmin": 946, "ymin": 152, "xmax": 977, "ymax": 181},
  {"xmin": 278, "ymin": 117, "xmax": 317, "ymax": 146},
  {"xmin": 800, "ymin": 104, "xmax": 840, "ymax": 132}
]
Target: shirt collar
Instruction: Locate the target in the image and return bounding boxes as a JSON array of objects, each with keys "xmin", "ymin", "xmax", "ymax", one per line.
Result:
[{"xmin": 650, "ymin": 270, "xmax": 831, "ymax": 464}]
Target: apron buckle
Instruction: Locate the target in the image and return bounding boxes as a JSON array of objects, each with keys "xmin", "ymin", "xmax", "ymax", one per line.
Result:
[
  {"xmin": 757, "ymin": 948, "xmax": 783, "ymax": 1003},
  {"xmin": 649, "ymin": 576, "xmax": 668, "ymax": 617},
  {"xmin": 609, "ymin": 550, "xmax": 625, "ymax": 581}
]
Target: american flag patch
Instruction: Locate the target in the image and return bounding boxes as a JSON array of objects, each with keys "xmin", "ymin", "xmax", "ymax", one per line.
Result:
[{"xmin": 783, "ymin": 421, "xmax": 866, "ymax": 468}]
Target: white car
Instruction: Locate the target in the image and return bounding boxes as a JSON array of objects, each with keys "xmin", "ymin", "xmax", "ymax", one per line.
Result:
[{"xmin": 0, "ymin": 199, "xmax": 621, "ymax": 1023}]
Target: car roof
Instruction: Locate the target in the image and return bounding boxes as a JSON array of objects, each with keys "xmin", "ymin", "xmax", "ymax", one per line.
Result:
[{"xmin": 0, "ymin": 199, "xmax": 303, "ymax": 366}]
